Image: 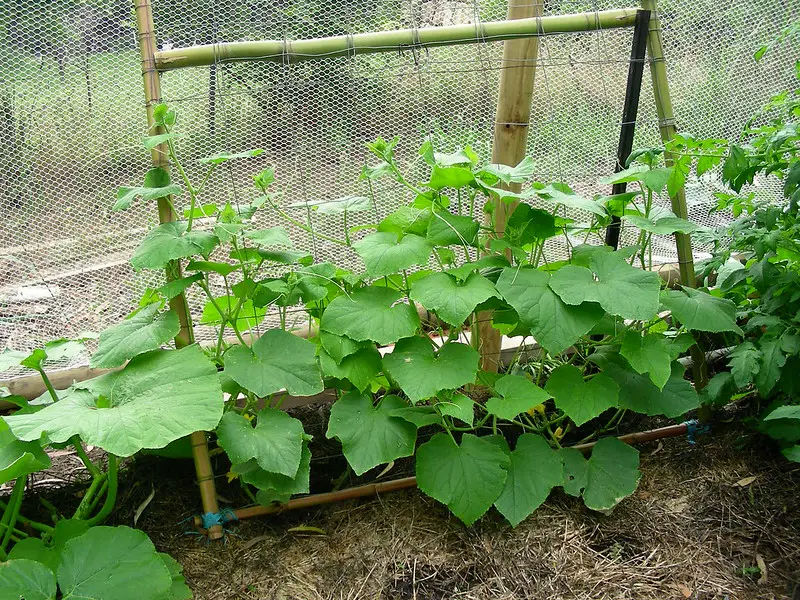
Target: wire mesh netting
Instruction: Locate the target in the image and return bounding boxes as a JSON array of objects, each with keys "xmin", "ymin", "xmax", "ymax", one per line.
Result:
[{"xmin": 1, "ymin": 0, "xmax": 797, "ymax": 379}]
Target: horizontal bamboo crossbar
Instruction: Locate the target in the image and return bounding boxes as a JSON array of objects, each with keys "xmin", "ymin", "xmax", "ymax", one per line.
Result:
[{"xmin": 155, "ymin": 9, "xmax": 639, "ymax": 70}]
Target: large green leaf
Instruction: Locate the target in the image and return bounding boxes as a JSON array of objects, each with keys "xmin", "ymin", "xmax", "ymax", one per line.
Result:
[
  {"xmin": 90, "ymin": 305, "xmax": 180, "ymax": 368},
  {"xmin": 0, "ymin": 559, "xmax": 56, "ymax": 600},
  {"xmin": 549, "ymin": 253, "xmax": 661, "ymax": 320},
  {"xmin": 130, "ymin": 222, "xmax": 218, "ymax": 270},
  {"xmin": 621, "ymin": 214, "xmax": 701, "ymax": 234},
  {"xmin": 114, "ymin": 167, "xmax": 182, "ymax": 212},
  {"xmin": 216, "ymin": 408, "xmax": 305, "ymax": 477},
  {"xmin": 436, "ymin": 392, "xmax": 475, "ymax": 426},
  {"xmin": 544, "ymin": 365, "xmax": 619, "ymax": 426},
  {"xmin": 58, "ymin": 526, "xmax": 172, "ymax": 600},
  {"xmin": 318, "ymin": 347, "xmax": 381, "ymax": 391},
  {"xmin": 383, "ymin": 338, "xmax": 479, "ymax": 403},
  {"xmin": 410, "ymin": 272, "xmax": 497, "ymax": 326},
  {"xmin": 583, "ymin": 437, "xmax": 640, "ymax": 511},
  {"xmin": 426, "ymin": 211, "xmax": 479, "ymax": 246},
  {"xmin": 534, "ymin": 183, "xmax": 606, "ymax": 216},
  {"xmin": 728, "ymin": 341, "xmax": 760, "ymax": 388},
  {"xmin": 760, "ymin": 405, "xmax": 800, "ymax": 443},
  {"xmin": 378, "ymin": 206, "xmax": 432, "ymax": 236},
  {"xmin": 492, "ymin": 434, "xmax": 564, "ymax": 526},
  {"xmin": 320, "ymin": 287, "xmax": 420, "ymax": 346},
  {"xmin": 0, "ymin": 419, "xmax": 51, "ymax": 485},
  {"xmin": 416, "ymin": 433, "xmax": 510, "ymax": 525},
  {"xmin": 223, "ymin": 329, "xmax": 323, "ymax": 397},
  {"xmin": 783, "ymin": 445, "xmax": 800, "ymax": 462},
  {"xmin": 427, "ymin": 165, "xmax": 475, "ymax": 190},
  {"xmin": 327, "ymin": 392, "xmax": 417, "ymax": 475},
  {"xmin": 496, "ymin": 267, "xmax": 603, "ymax": 355},
  {"xmin": 235, "ymin": 441, "xmax": 311, "ymax": 505},
  {"xmin": 619, "ymin": 331, "xmax": 694, "ymax": 390},
  {"xmin": 4, "ymin": 346, "xmax": 223, "ymax": 457},
  {"xmin": 595, "ymin": 354, "xmax": 699, "ymax": 418},
  {"xmin": 485, "ymin": 374, "xmax": 551, "ymax": 420},
  {"xmin": 660, "ymin": 287, "xmax": 743, "ymax": 334},
  {"xmin": 353, "ymin": 232, "xmax": 432, "ymax": 277}
]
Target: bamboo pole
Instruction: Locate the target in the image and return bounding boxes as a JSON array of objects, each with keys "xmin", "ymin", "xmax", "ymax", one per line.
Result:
[
  {"xmin": 640, "ymin": 0, "xmax": 708, "ymax": 395},
  {"xmin": 199, "ymin": 421, "xmax": 692, "ymax": 527},
  {"xmin": 640, "ymin": 0, "xmax": 694, "ymax": 288},
  {"xmin": 154, "ymin": 9, "xmax": 638, "ymax": 71},
  {"xmin": 133, "ymin": 0, "xmax": 223, "ymax": 540},
  {"xmin": 476, "ymin": 0, "xmax": 543, "ymax": 373}
]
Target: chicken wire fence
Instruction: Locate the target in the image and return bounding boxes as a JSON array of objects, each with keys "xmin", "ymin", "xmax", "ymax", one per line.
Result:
[{"xmin": 0, "ymin": 0, "xmax": 796, "ymax": 380}]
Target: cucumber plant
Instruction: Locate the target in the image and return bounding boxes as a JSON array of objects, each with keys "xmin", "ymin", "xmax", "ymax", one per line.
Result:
[{"xmin": 0, "ymin": 102, "xmax": 740, "ymax": 593}]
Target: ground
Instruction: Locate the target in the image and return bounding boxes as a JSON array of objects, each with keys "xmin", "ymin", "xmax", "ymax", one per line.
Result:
[{"xmin": 92, "ymin": 420, "xmax": 798, "ymax": 600}]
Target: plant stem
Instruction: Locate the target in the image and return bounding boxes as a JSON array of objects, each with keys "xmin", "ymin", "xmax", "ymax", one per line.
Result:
[
  {"xmin": 73, "ymin": 473, "xmax": 107, "ymax": 521},
  {"xmin": 0, "ymin": 477, "xmax": 26, "ymax": 557},
  {"xmin": 86, "ymin": 455, "xmax": 118, "ymax": 526},
  {"xmin": 38, "ymin": 368, "xmax": 60, "ymax": 404},
  {"xmin": 72, "ymin": 439, "xmax": 101, "ymax": 478}
]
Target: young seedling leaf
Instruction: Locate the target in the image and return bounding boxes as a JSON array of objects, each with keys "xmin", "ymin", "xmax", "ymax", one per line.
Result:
[
  {"xmin": 383, "ymin": 338, "xmax": 479, "ymax": 403},
  {"xmin": 755, "ymin": 338, "xmax": 786, "ymax": 397},
  {"xmin": 560, "ymin": 448, "xmax": 588, "ymax": 497},
  {"xmin": 436, "ymin": 392, "xmax": 475, "ymax": 426},
  {"xmin": 583, "ymin": 437, "xmax": 641, "ymax": 511},
  {"xmin": 158, "ymin": 273, "xmax": 202, "ymax": 300},
  {"xmin": 217, "ymin": 408, "xmax": 306, "ymax": 478},
  {"xmin": 318, "ymin": 346, "xmax": 381, "ymax": 392},
  {"xmin": 319, "ymin": 331, "xmax": 372, "ymax": 363},
  {"xmin": 235, "ymin": 441, "xmax": 311, "ymax": 505},
  {"xmin": 131, "ymin": 222, "xmax": 218, "ymax": 270},
  {"xmin": 353, "ymin": 232, "xmax": 432, "ymax": 277},
  {"xmin": 224, "ymin": 329, "xmax": 323, "ymax": 398},
  {"xmin": 288, "ymin": 195, "xmax": 372, "ymax": 215},
  {"xmin": 621, "ymin": 214, "xmax": 701, "ymax": 234},
  {"xmin": 492, "ymin": 434, "xmax": 564, "ymax": 526},
  {"xmin": 496, "ymin": 267, "xmax": 603, "ymax": 355},
  {"xmin": 4, "ymin": 346, "xmax": 224, "ymax": 457},
  {"xmin": 320, "ymin": 287, "xmax": 420, "ymax": 346},
  {"xmin": 416, "ymin": 433, "xmax": 510, "ymax": 525},
  {"xmin": 426, "ymin": 211, "xmax": 479, "ymax": 246},
  {"xmin": 90, "ymin": 304, "xmax": 180, "ymax": 368},
  {"xmin": 198, "ymin": 148, "xmax": 264, "ymax": 164},
  {"xmin": 327, "ymin": 392, "xmax": 417, "ymax": 475},
  {"xmin": 57, "ymin": 526, "xmax": 172, "ymax": 600},
  {"xmin": 728, "ymin": 341, "xmax": 761, "ymax": 388},
  {"xmin": 619, "ymin": 331, "xmax": 693, "ymax": 390},
  {"xmin": 0, "ymin": 559, "xmax": 56, "ymax": 600},
  {"xmin": 545, "ymin": 365, "xmax": 619, "ymax": 426},
  {"xmin": 594, "ymin": 354, "xmax": 699, "ymax": 418},
  {"xmin": 159, "ymin": 553, "xmax": 193, "ymax": 600},
  {"xmin": 243, "ymin": 227, "xmax": 293, "ymax": 247},
  {"xmin": 660, "ymin": 287, "xmax": 743, "ymax": 334},
  {"xmin": 0, "ymin": 419, "xmax": 51, "ymax": 485},
  {"xmin": 410, "ymin": 272, "xmax": 497, "ymax": 326},
  {"xmin": 485, "ymin": 374, "xmax": 551, "ymax": 420},
  {"xmin": 550, "ymin": 252, "xmax": 661, "ymax": 320}
]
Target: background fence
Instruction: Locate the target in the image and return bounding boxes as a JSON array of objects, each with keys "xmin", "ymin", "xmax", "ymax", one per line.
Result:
[{"xmin": 1, "ymin": 0, "xmax": 797, "ymax": 380}]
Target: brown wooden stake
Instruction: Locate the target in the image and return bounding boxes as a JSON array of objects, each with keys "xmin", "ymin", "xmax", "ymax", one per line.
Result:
[
  {"xmin": 476, "ymin": 0, "xmax": 543, "ymax": 373},
  {"xmin": 133, "ymin": 0, "xmax": 223, "ymax": 540},
  {"xmin": 206, "ymin": 421, "xmax": 692, "ymax": 526}
]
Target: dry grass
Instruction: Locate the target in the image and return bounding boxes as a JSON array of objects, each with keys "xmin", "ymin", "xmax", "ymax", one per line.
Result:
[{"xmin": 104, "ymin": 424, "xmax": 800, "ymax": 600}]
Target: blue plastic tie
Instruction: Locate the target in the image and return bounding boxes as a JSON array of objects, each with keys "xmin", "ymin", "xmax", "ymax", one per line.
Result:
[
  {"xmin": 200, "ymin": 507, "xmax": 239, "ymax": 530},
  {"xmin": 685, "ymin": 419, "xmax": 711, "ymax": 445}
]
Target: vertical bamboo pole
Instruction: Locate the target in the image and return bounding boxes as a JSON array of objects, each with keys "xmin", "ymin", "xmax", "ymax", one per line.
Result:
[
  {"xmin": 134, "ymin": 0, "xmax": 223, "ymax": 540},
  {"xmin": 640, "ymin": 0, "xmax": 695, "ymax": 287},
  {"xmin": 476, "ymin": 0, "xmax": 543, "ymax": 372},
  {"xmin": 641, "ymin": 0, "xmax": 708, "ymax": 395}
]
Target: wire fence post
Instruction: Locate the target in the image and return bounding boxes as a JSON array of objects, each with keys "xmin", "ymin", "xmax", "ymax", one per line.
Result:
[
  {"xmin": 133, "ymin": 0, "xmax": 223, "ymax": 540},
  {"xmin": 475, "ymin": 0, "xmax": 543, "ymax": 373}
]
